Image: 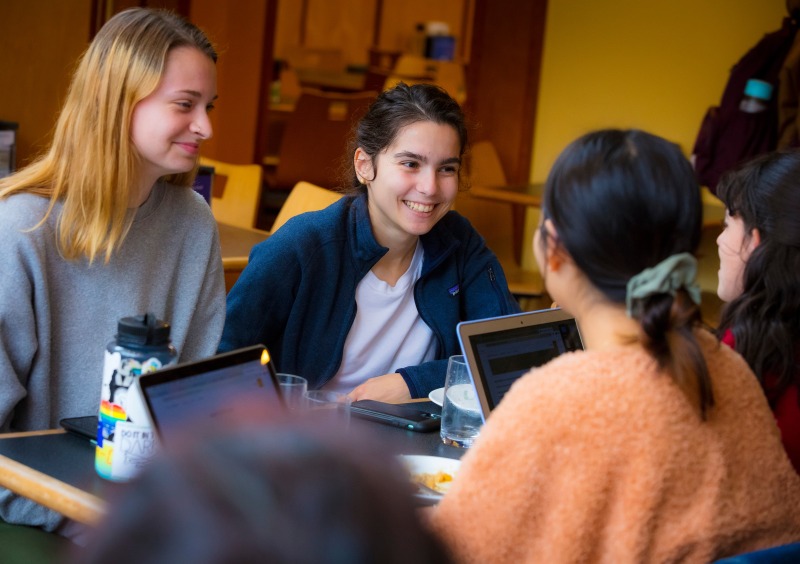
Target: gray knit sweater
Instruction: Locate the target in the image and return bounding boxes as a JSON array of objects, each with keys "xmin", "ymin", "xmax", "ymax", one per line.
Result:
[{"xmin": 0, "ymin": 182, "xmax": 225, "ymax": 531}]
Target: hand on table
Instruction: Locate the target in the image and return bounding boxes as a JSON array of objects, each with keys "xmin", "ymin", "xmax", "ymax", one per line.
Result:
[{"xmin": 348, "ymin": 373, "xmax": 411, "ymax": 403}]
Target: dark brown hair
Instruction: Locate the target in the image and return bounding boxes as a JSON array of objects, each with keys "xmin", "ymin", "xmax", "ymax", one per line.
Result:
[
  {"xmin": 716, "ymin": 150, "xmax": 800, "ymax": 404},
  {"xmin": 343, "ymin": 82, "xmax": 468, "ymax": 195}
]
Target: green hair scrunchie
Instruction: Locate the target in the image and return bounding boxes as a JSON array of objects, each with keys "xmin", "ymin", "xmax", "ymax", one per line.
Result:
[{"xmin": 625, "ymin": 252, "xmax": 701, "ymax": 317}]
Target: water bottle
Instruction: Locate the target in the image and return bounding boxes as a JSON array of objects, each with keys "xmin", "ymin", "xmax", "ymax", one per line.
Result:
[
  {"xmin": 95, "ymin": 313, "xmax": 177, "ymax": 481},
  {"xmin": 739, "ymin": 78, "xmax": 772, "ymax": 114}
]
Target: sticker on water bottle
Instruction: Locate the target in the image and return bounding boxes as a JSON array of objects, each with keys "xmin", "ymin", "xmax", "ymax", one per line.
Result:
[
  {"xmin": 96, "ymin": 351, "xmax": 163, "ymax": 481},
  {"xmin": 110, "ymin": 420, "xmax": 157, "ymax": 481}
]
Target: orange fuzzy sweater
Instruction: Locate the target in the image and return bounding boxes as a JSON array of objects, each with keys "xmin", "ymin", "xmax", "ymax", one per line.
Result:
[{"xmin": 430, "ymin": 331, "xmax": 800, "ymax": 563}]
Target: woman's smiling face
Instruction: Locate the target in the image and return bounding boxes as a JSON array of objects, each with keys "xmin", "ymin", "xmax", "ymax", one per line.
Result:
[
  {"xmin": 716, "ymin": 209, "xmax": 759, "ymax": 302},
  {"xmin": 357, "ymin": 120, "xmax": 461, "ymax": 247}
]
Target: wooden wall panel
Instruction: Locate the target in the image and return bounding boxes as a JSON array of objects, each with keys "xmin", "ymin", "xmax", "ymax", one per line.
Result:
[
  {"xmin": 274, "ymin": 0, "xmax": 376, "ymax": 68},
  {"xmin": 0, "ymin": 0, "xmax": 92, "ymax": 167},
  {"xmin": 191, "ymin": 0, "xmax": 270, "ymax": 164},
  {"xmin": 466, "ymin": 0, "xmax": 546, "ymax": 183}
]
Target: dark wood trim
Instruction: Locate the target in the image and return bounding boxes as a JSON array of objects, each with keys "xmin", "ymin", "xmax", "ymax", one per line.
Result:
[
  {"xmin": 299, "ymin": 0, "xmax": 309, "ymax": 45},
  {"xmin": 514, "ymin": 0, "xmax": 547, "ymax": 182},
  {"xmin": 373, "ymin": 0, "xmax": 384, "ymax": 45},
  {"xmin": 253, "ymin": 0, "xmax": 279, "ymax": 164},
  {"xmin": 466, "ymin": 0, "xmax": 547, "ymax": 184}
]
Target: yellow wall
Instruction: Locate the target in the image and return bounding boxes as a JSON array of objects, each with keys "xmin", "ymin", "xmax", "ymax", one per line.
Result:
[{"xmin": 531, "ymin": 0, "xmax": 788, "ymax": 183}]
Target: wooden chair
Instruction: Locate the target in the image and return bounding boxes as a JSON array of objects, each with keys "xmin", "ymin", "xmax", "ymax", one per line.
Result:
[
  {"xmin": 199, "ymin": 156, "xmax": 262, "ymax": 230},
  {"xmin": 456, "ymin": 140, "xmax": 545, "ymax": 306},
  {"xmin": 271, "ymin": 181, "xmax": 343, "ymax": 233},
  {"xmin": 261, "ymin": 89, "xmax": 376, "ymax": 227}
]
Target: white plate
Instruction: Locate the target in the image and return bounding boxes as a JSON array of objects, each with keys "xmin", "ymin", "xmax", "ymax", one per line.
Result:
[
  {"xmin": 428, "ymin": 387, "xmax": 444, "ymax": 406},
  {"xmin": 399, "ymin": 454, "xmax": 461, "ymax": 503},
  {"xmin": 428, "ymin": 384, "xmax": 481, "ymax": 413},
  {"xmin": 445, "ymin": 383, "xmax": 482, "ymax": 413}
]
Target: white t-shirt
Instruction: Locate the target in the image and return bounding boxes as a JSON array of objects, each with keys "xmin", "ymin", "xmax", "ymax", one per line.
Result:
[{"xmin": 325, "ymin": 242, "xmax": 437, "ymax": 393}]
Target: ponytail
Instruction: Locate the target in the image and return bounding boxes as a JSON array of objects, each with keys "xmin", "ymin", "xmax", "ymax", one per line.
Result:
[{"xmin": 627, "ymin": 253, "xmax": 713, "ymax": 418}]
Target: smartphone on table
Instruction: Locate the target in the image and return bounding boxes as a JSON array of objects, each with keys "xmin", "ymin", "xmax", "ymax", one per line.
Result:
[
  {"xmin": 59, "ymin": 415, "xmax": 98, "ymax": 443},
  {"xmin": 351, "ymin": 400, "xmax": 440, "ymax": 432}
]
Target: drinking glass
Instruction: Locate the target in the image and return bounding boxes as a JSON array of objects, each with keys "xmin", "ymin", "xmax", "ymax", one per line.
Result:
[
  {"xmin": 303, "ymin": 390, "xmax": 352, "ymax": 428},
  {"xmin": 440, "ymin": 355, "xmax": 483, "ymax": 447},
  {"xmin": 277, "ymin": 373, "xmax": 308, "ymax": 411}
]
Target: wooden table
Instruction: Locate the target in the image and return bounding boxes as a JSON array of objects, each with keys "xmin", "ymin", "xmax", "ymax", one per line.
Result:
[
  {"xmin": 218, "ymin": 221, "xmax": 269, "ymax": 261},
  {"xmin": 0, "ymin": 430, "xmax": 110, "ymax": 525},
  {"xmin": 217, "ymin": 221, "xmax": 269, "ymax": 291},
  {"xmin": 0, "ymin": 402, "xmax": 460, "ymax": 526},
  {"xmin": 295, "ymin": 68, "xmax": 366, "ymax": 93}
]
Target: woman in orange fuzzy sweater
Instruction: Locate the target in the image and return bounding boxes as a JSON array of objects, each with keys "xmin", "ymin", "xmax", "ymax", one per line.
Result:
[{"xmin": 429, "ymin": 130, "xmax": 800, "ymax": 563}]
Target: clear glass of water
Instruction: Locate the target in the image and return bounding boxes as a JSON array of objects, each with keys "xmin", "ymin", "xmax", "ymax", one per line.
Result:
[
  {"xmin": 440, "ymin": 355, "xmax": 483, "ymax": 448},
  {"xmin": 277, "ymin": 373, "xmax": 308, "ymax": 411},
  {"xmin": 303, "ymin": 390, "xmax": 352, "ymax": 429}
]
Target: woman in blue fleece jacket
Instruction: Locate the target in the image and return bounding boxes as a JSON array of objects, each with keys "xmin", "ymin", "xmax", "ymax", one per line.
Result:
[{"xmin": 220, "ymin": 83, "xmax": 520, "ymax": 402}]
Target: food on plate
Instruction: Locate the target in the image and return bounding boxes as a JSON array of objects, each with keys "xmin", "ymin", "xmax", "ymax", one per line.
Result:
[{"xmin": 412, "ymin": 470, "xmax": 454, "ymax": 493}]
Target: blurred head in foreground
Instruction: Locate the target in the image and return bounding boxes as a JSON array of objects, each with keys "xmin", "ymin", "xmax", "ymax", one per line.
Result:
[{"xmin": 74, "ymin": 419, "xmax": 450, "ymax": 564}]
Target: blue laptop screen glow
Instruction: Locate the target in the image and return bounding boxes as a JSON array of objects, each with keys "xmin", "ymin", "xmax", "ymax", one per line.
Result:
[{"xmin": 470, "ymin": 320, "xmax": 582, "ymax": 410}]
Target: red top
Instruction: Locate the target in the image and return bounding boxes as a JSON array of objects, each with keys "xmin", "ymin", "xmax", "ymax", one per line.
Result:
[{"xmin": 722, "ymin": 330, "xmax": 800, "ymax": 474}]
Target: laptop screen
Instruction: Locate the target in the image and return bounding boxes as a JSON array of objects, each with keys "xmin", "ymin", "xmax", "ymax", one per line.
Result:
[
  {"xmin": 458, "ymin": 309, "xmax": 583, "ymax": 417},
  {"xmin": 138, "ymin": 345, "xmax": 281, "ymax": 443}
]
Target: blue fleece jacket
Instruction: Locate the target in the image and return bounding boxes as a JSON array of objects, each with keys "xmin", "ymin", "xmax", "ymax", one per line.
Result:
[{"xmin": 219, "ymin": 194, "xmax": 520, "ymax": 397}]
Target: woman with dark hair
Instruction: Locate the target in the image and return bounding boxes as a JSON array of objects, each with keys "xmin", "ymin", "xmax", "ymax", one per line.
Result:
[
  {"xmin": 715, "ymin": 150, "xmax": 800, "ymax": 473},
  {"xmin": 430, "ymin": 130, "xmax": 800, "ymax": 562},
  {"xmin": 220, "ymin": 83, "xmax": 519, "ymax": 402},
  {"xmin": 73, "ymin": 422, "xmax": 453, "ymax": 564}
]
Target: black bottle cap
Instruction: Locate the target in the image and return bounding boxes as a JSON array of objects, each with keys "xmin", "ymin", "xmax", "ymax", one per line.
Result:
[{"xmin": 116, "ymin": 313, "xmax": 171, "ymax": 347}]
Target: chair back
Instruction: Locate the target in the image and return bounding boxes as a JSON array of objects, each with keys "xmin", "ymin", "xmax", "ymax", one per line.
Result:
[
  {"xmin": 272, "ymin": 89, "xmax": 377, "ymax": 192},
  {"xmin": 393, "ymin": 54, "xmax": 435, "ymax": 78},
  {"xmin": 363, "ymin": 66, "xmax": 393, "ymax": 93},
  {"xmin": 271, "ymin": 181, "xmax": 344, "ymax": 233},
  {"xmin": 200, "ymin": 157, "xmax": 262, "ymax": 229}
]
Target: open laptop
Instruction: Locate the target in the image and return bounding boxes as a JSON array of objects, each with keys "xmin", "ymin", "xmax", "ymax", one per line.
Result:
[
  {"xmin": 136, "ymin": 345, "xmax": 282, "ymax": 443},
  {"xmin": 457, "ymin": 308, "xmax": 583, "ymax": 420}
]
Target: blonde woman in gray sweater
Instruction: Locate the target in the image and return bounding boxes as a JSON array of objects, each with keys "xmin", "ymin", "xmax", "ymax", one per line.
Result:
[{"xmin": 0, "ymin": 8, "xmax": 225, "ymax": 537}]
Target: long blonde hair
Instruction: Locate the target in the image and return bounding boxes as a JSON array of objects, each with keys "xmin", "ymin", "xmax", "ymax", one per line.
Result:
[{"xmin": 0, "ymin": 8, "xmax": 217, "ymax": 263}]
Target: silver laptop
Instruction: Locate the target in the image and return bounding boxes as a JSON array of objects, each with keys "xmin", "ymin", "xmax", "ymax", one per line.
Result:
[
  {"xmin": 457, "ymin": 308, "xmax": 584, "ymax": 419},
  {"xmin": 137, "ymin": 345, "xmax": 282, "ymax": 443}
]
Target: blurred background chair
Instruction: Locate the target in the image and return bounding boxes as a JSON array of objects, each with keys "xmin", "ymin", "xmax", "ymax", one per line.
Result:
[
  {"xmin": 260, "ymin": 88, "xmax": 376, "ymax": 229},
  {"xmin": 271, "ymin": 181, "xmax": 343, "ymax": 233},
  {"xmin": 200, "ymin": 156, "xmax": 262, "ymax": 230},
  {"xmin": 384, "ymin": 56, "xmax": 466, "ymax": 104},
  {"xmin": 456, "ymin": 140, "xmax": 545, "ymax": 309},
  {"xmin": 393, "ymin": 54, "xmax": 435, "ymax": 78}
]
